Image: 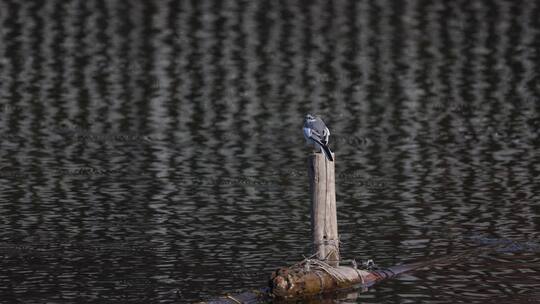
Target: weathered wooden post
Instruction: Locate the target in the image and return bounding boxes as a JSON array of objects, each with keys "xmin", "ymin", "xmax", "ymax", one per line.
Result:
[{"xmin": 308, "ymin": 152, "xmax": 340, "ymax": 266}]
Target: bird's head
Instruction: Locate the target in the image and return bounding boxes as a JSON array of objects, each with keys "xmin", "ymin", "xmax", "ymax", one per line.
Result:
[{"xmin": 305, "ymin": 114, "xmax": 316, "ymax": 121}]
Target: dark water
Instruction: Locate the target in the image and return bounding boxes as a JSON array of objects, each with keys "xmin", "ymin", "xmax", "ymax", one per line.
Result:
[{"xmin": 1, "ymin": 0, "xmax": 539, "ymax": 303}]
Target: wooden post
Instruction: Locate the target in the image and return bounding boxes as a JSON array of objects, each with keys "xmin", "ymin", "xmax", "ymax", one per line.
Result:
[{"xmin": 308, "ymin": 152, "xmax": 339, "ymax": 266}]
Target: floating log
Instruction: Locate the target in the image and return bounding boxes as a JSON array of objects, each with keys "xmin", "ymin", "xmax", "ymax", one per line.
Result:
[
  {"xmin": 267, "ymin": 243, "xmax": 495, "ymax": 301},
  {"xmin": 270, "ymin": 263, "xmax": 372, "ymax": 299},
  {"xmin": 198, "ymin": 256, "xmax": 448, "ymax": 303}
]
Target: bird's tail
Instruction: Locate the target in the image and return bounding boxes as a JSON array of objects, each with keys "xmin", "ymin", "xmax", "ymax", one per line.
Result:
[
  {"xmin": 312, "ymin": 138, "xmax": 334, "ymax": 161},
  {"xmin": 320, "ymin": 144, "xmax": 334, "ymax": 161}
]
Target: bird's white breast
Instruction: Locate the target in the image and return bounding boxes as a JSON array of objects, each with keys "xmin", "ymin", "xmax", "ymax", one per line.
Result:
[{"xmin": 303, "ymin": 127, "xmax": 312, "ymax": 140}]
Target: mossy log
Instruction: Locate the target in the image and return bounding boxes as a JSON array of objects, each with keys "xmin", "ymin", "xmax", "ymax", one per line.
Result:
[
  {"xmin": 269, "ymin": 255, "xmax": 453, "ymax": 300},
  {"xmin": 270, "ymin": 265, "xmax": 374, "ymax": 300},
  {"xmin": 199, "ymin": 255, "xmax": 448, "ymax": 303}
]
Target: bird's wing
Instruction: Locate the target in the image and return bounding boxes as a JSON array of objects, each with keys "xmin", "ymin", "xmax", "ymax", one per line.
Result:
[
  {"xmin": 323, "ymin": 126, "xmax": 330, "ymax": 144},
  {"xmin": 310, "ymin": 118, "xmax": 329, "ymax": 140},
  {"xmin": 308, "ymin": 129, "xmax": 323, "ymax": 142}
]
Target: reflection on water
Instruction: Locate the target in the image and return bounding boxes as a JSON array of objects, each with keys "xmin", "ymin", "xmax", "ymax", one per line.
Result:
[{"xmin": 0, "ymin": 0, "xmax": 539, "ymax": 303}]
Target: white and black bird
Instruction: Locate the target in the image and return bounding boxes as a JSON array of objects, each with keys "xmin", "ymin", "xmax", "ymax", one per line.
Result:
[{"xmin": 303, "ymin": 114, "xmax": 334, "ymax": 161}]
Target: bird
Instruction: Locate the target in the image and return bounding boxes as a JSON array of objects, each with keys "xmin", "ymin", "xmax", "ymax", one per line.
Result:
[{"xmin": 303, "ymin": 114, "xmax": 334, "ymax": 161}]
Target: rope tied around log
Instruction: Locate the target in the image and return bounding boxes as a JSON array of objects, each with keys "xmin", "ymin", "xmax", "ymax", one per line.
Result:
[
  {"xmin": 313, "ymin": 236, "xmax": 341, "ymax": 264},
  {"xmin": 291, "ymin": 255, "xmax": 356, "ymax": 284},
  {"xmin": 313, "ymin": 238, "xmax": 340, "ymax": 249},
  {"xmin": 270, "ymin": 253, "xmax": 375, "ymax": 299}
]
